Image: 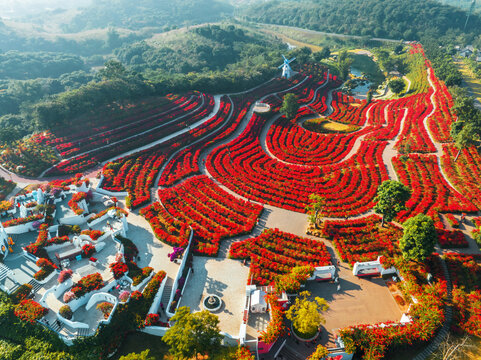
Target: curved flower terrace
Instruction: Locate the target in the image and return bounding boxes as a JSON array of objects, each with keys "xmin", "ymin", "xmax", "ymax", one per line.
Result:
[{"xmin": 1, "ymin": 42, "xmax": 481, "ymax": 360}]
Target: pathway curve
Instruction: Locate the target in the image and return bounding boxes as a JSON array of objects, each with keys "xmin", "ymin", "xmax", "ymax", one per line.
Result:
[
  {"xmin": 381, "ymin": 106, "xmax": 408, "ymax": 182},
  {"xmin": 423, "ymin": 68, "xmax": 459, "ymax": 191},
  {"xmin": 403, "ymin": 75, "xmax": 412, "ymax": 94}
]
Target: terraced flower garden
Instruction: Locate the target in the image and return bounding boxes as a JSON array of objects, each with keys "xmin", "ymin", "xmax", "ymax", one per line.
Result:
[{"xmin": 4, "ymin": 43, "xmax": 481, "ymax": 360}]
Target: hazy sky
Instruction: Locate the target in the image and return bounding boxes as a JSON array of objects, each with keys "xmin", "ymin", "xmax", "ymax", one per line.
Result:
[{"xmin": 0, "ymin": 0, "xmax": 92, "ymax": 19}]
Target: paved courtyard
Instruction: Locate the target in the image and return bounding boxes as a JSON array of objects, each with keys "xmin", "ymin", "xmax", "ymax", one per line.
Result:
[
  {"xmin": 306, "ymin": 266, "xmax": 403, "ymax": 345},
  {"xmin": 179, "ymin": 249, "xmax": 249, "ymax": 336},
  {"xmin": 120, "ymin": 207, "xmax": 180, "ymax": 280}
]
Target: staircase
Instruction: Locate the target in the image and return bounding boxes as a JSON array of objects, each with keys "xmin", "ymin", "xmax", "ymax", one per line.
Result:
[
  {"xmin": 76, "ymin": 328, "xmax": 90, "ymax": 337},
  {"xmin": 159, "ymin": 277, "xmax": 173, "ymax": 319},
  {"xmin": 0, "ymin": 263, "xmax": 10, "ymax": 282},
  {"xmin": 49, "ymin": 319, "xmax": 64, "ymax": 333},
  {"xmin": 413, "ymin": 258, "xmax": 453, "ymax": 360},
  {"xmin": 28, "ymin": 278, "xmax": 43, "ymax": 293},
  {"xmin": 278, "ymin": 345, "xmax": 305, "ymax": 360},
  {"xmin": 161, "ymin": 278, "xmax": 173, "ymax": 305}
]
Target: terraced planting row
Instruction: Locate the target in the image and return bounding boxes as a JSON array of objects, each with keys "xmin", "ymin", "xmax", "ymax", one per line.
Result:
[{"xmin": 143, "ymin": 175, "xmax": 263, "ymax": 256}]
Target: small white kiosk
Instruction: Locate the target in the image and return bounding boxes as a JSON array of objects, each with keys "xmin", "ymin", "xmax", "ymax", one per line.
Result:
[{"xmin": 250, "ymin": 289, "xmax": 267, "ymax": 313}]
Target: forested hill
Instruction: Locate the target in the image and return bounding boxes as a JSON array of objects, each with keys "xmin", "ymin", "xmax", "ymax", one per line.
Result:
[
  {"xmin": 64, "ymin": 0, "xmax": 234, "ymax": 32},
  {"xmin": 240, "ymin": 0, "xmax": 481, "ymax": 41}
]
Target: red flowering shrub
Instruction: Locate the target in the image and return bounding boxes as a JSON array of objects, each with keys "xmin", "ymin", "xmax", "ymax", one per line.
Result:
[
  {"xmin": 25, "ymin": 224, "xmax": 61, "ymax": 260},
  {"xmin": 143, "ymin": 271, "xmax": 166, "ymax": 301},
  {"xmin": 87, "ymin": 206, "xmax": 127, "ymax": 224},
  {"xmin": 206, "ymin": 112, "xmax": 389, "ymax": 216},
  {"xmin": 229, "ymin": 228, "xmax": 331, "ymax": 286},
  {"xmin": 70, "ymin": 272, "xmax": 103, "ymax": 299},
  {"xmin": 444, "ymin": 213, "xmax": 459, "ymax": 228},
  {"xmin": 260, "ymin": 294, "xmax": 285, "ymax": 344},
  {"xmin": 444, "ymin": 253, "xmax": 481, "ymax": 336},
  {"xmin": 322, "ymin": 215, "xmax": 402, "ymax": 266},
  {"xmin": 34, "ymin": 258, "xmax": 57, "ymax": 281},
  {"xmin": 144, "ymin": 313, "xmax": 160, "ymax": 326},
  {"xmin": 96, "ymin": 301, "xmax": 113, "ymax": 319},
  {"xmin": 436, "ymin": 229, "xmax": 468, "ymax": 248},
  {"xmin": 393, "ymin": 154, "xmax": 477, "ymax": 223},
  {"xmin": 157, "ymin": 175, "xmax": 263, "ymax": 256},
  {"xmin": 140, "ymin": 202, "xmax": 191, "ymax": 249},
  {"xmin": 130, "ymin": 290, "xmax": 143, "ymax": 301},
  {"xmin": 81, "ymin": 229, "xmax": 104, "ymax": 240},
  {"xmin": 3, "ymin": 213, "xmax": 43, "ymax": 228},
  {"xmin": 81, "ymin": 243, "xmax": 95, "ymax": 258},
  {"xmin": 68, "ymin": 191, "xmax": 88, "ymax": 215},
  {"xmin": 234, "ymin": 346, "xmax": 255, "ymax": 360},
  {"xmin": 441, "ymin": 145, "xmax": 481, "ymax": 209},
  {"xmin": 14, "ymin": 299, "xmax": 48, "ymax": 323},
  {"xmin": 109, "ymin": 261, "xmax": 129, "ymax": 279}
]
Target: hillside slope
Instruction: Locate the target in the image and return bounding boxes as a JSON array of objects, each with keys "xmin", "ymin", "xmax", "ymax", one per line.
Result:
[{"xmin": 240, "ymin": 0, "xmax": 481, "ymax": 41}]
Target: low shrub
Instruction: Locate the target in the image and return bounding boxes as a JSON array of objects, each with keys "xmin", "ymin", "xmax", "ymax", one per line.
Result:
[
  {"xmin": 10, "ymin": 284, "xmax": 33, "ymax": 304},
  {"xmin": 59, "ymin": 305, "xmax": 73, "ymax": 320}
]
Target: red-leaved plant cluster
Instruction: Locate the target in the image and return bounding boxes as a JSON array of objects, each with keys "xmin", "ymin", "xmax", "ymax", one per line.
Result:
[{"xmin": 229, "ymin": 228, "xmax": 331, "ymax": 285}]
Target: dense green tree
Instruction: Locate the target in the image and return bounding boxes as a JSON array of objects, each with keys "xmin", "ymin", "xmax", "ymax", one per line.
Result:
[
  {"xmin": 305, "ymin": 194, "xmax": 326, "ymax": 228},
  {"xmin": 389, "ymin": 78, "xmax": 406, "ymax": 95},
  {"xmin": 119, "ymin": 350, "xmax": 155, "ymax": 360},
  {"xmin": 374, "ymin": 180, "xmax": 411, "ymax": 226},
  {"xmin": 453, "ymin": 123, "xmax": 478, "ymax": 161},
  {"xmin": 307, "ymin": 345, "xmax": 329, "ymax": 360},
  {"xmin": 275, "ymin": 266, "xmax": 313, "ymax": 294},
  {"xmin": 394, "ymin": 44, "xmax": 404, "ymax": 55},
  {"xmin": 286, "ymin": 291, "xmax": 329, "ymax": 338},
  {"xmin": 423, "ymin": 41, "xmax": 463, "ymax": 86},
  {"xmin": 366, "ymin": 89, "xmax": 373, "ymax": 104},
  {"xmin": 400, "ymin": 214, "xmax": 437, "ymax": 262},
  {"xmin": 107, "ymin": 28, "xmax": 123, "ymax": 49},
  {"xmin": 313, "ymin": 47, "xmax": 331, "ymax": 61},
  {"xmin": 163, "ymin": 307, "xmax": 223, "ymax": 358},
  {"xmin": 337, "ymin": 50, "xmax": 353, "ymax": 80},
  {"xmin": 280, "ymin": 93, "xmax": 300, "ymax": 119},
  {"xmin": 0, "ymin": 51, "xmax": 84, "ymax": 80},
  {"xmin": 97, "ymin": 60, "xmax": 130, "ymax": 80}
]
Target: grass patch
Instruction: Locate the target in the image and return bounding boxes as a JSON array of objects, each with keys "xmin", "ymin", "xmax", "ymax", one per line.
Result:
[
  {"xmin": 456, "ymin": 59, "xmax": 481, "ymax": 104},
  {"xmin": 303, "ymin": 118, "xmax": 360, "ymax": 133}
]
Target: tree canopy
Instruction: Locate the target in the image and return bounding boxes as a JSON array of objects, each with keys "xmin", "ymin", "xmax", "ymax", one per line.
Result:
[
  {"xmin": 306, "ymin": 194, "xmax": 326, "ymax": 228},
  {"xmin": 286, "ymin": 291, "xmax": 329, "ymax": 338},
  {"xmin": 400, "ymin": 214, "xmax": 437, "ymax": 262},
  {"xmin": 163, "ymin": 307, "xmax": 223, "ymax": 358},
  {"xmin": 280, "ymin": 93, "xmax": 300, "ymax": 120},
  {"xmin": 119, "ymin": 350, "xmax": 155, "ymax": 360},
  {"xmin": 374, "ymin": 180, "xmax": 411, "ymax": 225},
  {"xmin": 388, "ymin": 79, "xmax": 406, "ymax": 95},
  {"xmin": 241, "ymin": 0, "xmax": 481, "ymax": 42},
  {"xmin": 275, "ymin": 266, "xmax": 314, "ymax": 294}
]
